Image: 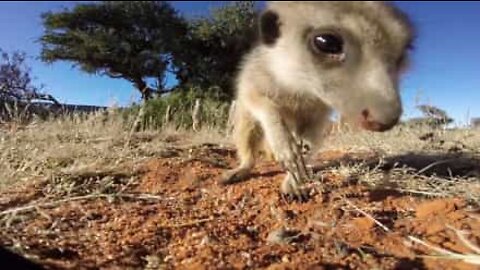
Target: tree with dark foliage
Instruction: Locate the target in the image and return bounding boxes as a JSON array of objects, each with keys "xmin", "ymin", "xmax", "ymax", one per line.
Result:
[
  {"xmin": 417, "ymin": 104, "xmax": 453, "ymax": 127},
  {"xmin": 173, "ymin": 1, "xmax": 258, "ymax": 100},
  {"xmin": 39, "ymin": 1, "xmax": 187, "ymax": 101}
]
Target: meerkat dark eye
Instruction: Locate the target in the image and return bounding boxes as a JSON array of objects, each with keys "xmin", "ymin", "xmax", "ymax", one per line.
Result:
[{"xmin": 312, "ymin": 34, "xmax": 344, "ymax": 54}]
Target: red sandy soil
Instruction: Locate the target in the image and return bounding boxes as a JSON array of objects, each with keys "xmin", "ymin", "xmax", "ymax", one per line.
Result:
[{"xmin": 0, "ymin": 146, "xmax": 479, "ymax": 270}]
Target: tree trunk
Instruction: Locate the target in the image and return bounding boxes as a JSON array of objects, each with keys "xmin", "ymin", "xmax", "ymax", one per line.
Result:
[{"xmin": 133, "ymin": 79, "xmax": 153, "ymax": 101}]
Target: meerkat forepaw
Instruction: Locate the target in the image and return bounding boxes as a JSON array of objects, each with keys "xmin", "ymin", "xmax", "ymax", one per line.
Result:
[
  {"xmin": 281, "ymin": 176, "xmax": 309, "ymax": 202},
  {"xmin": 274, "ymin": 136, "xmax": 314, "ymax": 201},
  {"xmin": 275, "ymin": 138, "xmax": 305, "ymax": 169},
  {"xmin": 279, "ymin": 146, "xmax": 312, "ymax": 180},
  {"xmin": 219, "ymin": 167, "xmax": 251, "ymax": 185}
]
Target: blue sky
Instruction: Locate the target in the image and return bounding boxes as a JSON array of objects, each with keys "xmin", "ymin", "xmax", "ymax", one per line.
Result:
[{"xmin": 0, "ymin": 1, "xmax": 479, "ymax": 125}]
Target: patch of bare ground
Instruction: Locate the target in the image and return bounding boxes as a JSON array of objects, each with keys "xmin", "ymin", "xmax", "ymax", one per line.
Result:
[{"xmin": 1, "ymin": 142, "xmax": 479, "ymax": 269}]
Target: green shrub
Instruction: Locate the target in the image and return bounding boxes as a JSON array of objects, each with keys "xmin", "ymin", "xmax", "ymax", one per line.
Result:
[{"xmin": 123, "ymin": 86, "xmax": 230, "ymax": 131}]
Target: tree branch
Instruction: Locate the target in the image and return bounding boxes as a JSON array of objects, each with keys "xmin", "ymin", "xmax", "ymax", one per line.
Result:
[{"xmin": 101, "ymin": 70, "xmax": 125, "ymax": 79}]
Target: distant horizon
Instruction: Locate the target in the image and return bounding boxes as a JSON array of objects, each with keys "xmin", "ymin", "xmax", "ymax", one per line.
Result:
[{"xmin": 1, "ymin": 1, "xmax": 479, "ymax": 126}]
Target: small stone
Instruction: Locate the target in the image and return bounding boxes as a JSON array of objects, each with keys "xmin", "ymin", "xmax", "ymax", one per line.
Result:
[
  {"xmin": 267, "ymin": 227, "xmax": 301, "ymax": 244},
  {"xmin": 199, "ymin": 235, "xmax": 212, "ymax": 245}
]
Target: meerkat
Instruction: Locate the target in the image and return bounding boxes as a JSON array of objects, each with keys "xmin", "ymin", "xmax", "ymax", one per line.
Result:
[{"xmin": 220, "ymin": 1, "xmax": 414, "ymax": 200}]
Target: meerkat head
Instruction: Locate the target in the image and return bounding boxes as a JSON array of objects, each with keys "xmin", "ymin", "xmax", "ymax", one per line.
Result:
[{"xmin": 259, "ymin": 1, "xmax": 414, "ymax": 132}]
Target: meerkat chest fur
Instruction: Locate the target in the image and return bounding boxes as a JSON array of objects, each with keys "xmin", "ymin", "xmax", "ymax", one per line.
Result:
[{"xmin": 236, "ymin": 46, "xmax": 328, "ymax": 122}]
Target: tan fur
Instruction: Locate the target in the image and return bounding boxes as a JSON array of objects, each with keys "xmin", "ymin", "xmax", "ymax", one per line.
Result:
[{"xmin": 221, "ymin": 1, "xmax": 414, "ymax": 199}]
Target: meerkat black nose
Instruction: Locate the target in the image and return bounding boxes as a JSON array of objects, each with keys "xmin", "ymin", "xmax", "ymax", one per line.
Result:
[{"xmin": 360, "ymin": 109, "xmax": 400, "ymax": 132}]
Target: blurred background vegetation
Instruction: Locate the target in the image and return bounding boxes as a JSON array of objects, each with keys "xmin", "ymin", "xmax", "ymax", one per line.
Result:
[
  {"xmin": 1, "ymin": 1, "xmax": 258, "ymax": 129},
  {"xmin": 0, "ymin": 1, "xmax": 474, "ymax": 130}
]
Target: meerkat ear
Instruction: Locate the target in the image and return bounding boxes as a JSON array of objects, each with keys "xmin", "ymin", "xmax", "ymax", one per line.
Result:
[{"xmin": 259, "ymin": 10, "xmax": 280, "ymax": 45}]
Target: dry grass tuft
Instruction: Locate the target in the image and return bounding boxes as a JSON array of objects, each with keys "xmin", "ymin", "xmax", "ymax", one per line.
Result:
[
  {"xmin": 0, "ymin": 107, "xmax": 228, "ymax": 194},
  {"xmin": 1, "ymin": 105, "xmax": 480, "ymax": 268},
  {"xmin": 320, "ymin": 123, "xmax": 480, "ymax": 204}
]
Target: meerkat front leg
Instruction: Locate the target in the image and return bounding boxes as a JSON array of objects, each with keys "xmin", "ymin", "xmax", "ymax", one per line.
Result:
[
  {"xmin": 283, "ymin": 109, "xmax": 331, "ymax": 196},
  {"xmin": 278, "ymin": 133, "xmax": 312, "ymax": 201},
  {"xmin": 250, "ymin": 104, "xmax": 311, "ymax": 201},
  {"xmin": 220, "ymin": 105, "xmax": 259, "ymax": 185}
]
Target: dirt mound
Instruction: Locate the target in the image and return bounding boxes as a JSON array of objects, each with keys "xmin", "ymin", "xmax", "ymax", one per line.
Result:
[{"xmin": 0, "ymin": 147, "xmax": 479, "ymax": 269}]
